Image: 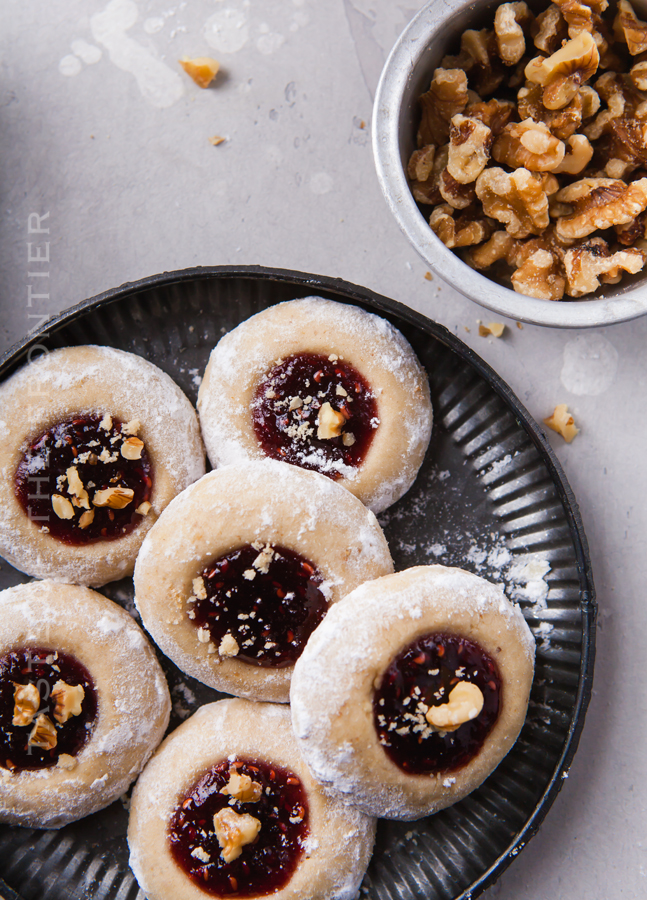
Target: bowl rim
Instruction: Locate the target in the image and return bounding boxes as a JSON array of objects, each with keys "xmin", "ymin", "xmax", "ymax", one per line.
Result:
[{"xmin": 371, "ymin": 0, "xmax": 647, "ymax": 329}]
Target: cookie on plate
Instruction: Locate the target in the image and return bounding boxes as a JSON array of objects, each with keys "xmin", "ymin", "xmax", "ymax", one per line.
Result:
[
  {"xmin": 197, "ymin": 296, "xmax": 433, "ymax": 513},
  {"xmin": 134, "ymin": 459, "xmax": 393, "ymax": 703},
  {"xmin": 128, "ymin": 699, "xmax": 376, "ymax": 900},
  {"xmin": 290, "ymin": 565, "xmax": 535, "ymax": 820},
  {"xmin": 0, "ymin": 345, "xmax": 205, "ymax": 586},
  {"xmin": 0, "ymin": 580, "xmax": 171, "ymax": 828}
]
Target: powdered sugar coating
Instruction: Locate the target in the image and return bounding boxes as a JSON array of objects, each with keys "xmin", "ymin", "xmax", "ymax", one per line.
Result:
[
  {"xmin": 197, "ymin": 297, "xmax": 433, "ymax": 513},
  {"xmin": 134, "ymin": 459, "xmax": 394, "ymax": 703},
  {"xmin": 128, "ymin": 699, "xmax": 376, "ymax": 900},
  {"xmin": 291, "ymin": 565, "xmax": 535, "ymax": 820},
  {"xmin": 0, "ymin": 345, "xmax": 205, "ymax": 586},
  {"xmin": 0, "ymin": 580, "xmax": 171, "ymax": 828}
]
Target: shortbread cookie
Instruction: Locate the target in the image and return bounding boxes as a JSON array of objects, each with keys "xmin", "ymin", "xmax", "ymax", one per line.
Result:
[
  {"xmin": 0, "ymin": 580, "xmax": 171, "ymax": 829},
  {"xmin": 291, "ymin": 565, "xmax": 535, "ymax": 820},
  {"xmin": 128, "ymin": 699, "xmax": 376, "ymax": 900},
  {"xmin": 0, "ymin": 345, "xmax": 205, "ymax": 586},
  {"xmin": 197, "ymin": 297, "xmax": 433, "ymax": 513},
  {"xmin": 134, "ymin": 459, "xmax": 393, "ymax": 703}
]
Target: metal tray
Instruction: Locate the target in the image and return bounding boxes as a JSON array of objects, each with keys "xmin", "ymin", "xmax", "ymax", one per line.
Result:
[{"xmin": 0, "ymin": 266, "xmax": 596, "ymax": 900}]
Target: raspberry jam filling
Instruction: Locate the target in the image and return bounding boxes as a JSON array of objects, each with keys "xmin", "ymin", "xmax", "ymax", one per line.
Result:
[
  {"xmin": 373, "ymin": 633, "xmax": 501, "ymax": 775},
  {"xmin": 188, "ymin": 543, "xmax": 327, "ymax": 667},
  {"xmin": 251, "ymin": 352, "xmax": 379, "ymax": 479},
  {"xmin": 169, "ymin": 757, "xmax": 309, "ymax": 897},
  {"xmin": 14, "ymin": 413, "xmax": 153, "ymax": 545},
  {"xmin": 0, "ymin": 646, "xmax": 98, "ymax": 772}
]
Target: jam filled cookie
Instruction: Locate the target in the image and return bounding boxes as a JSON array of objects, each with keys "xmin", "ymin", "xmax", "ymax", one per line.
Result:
[
  {"xmin": 0, "ymin": 345, "xmax": 205, "ymax": 586},
  {"xmin": 134, "ymin": 459, "xmax": 393, "ymax": 703},
  {"xmin": 197, "ymin": 297, "xmax": 433, "ymax": 513},
  {"xmin": 128, "ymin": 699, "xmax": 376, "ymax": 900},
  {"xmin": 290, "ymin": 565, "xmax": 535, "ymax": 820},
  {"xmin": 0, "ymin": 580, "xmax": 171, "ymax": 828}
]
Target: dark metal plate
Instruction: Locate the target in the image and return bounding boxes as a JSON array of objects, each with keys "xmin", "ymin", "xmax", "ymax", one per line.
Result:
[{"xmin": 0, "ymin": 266, "xmax": 595, "ymax": 900}]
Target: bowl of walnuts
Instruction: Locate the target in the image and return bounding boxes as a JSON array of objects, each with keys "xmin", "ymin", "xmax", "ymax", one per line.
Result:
[{"xmin": 373, "ymin": 0, "xmax": 647, "ymax": 327}]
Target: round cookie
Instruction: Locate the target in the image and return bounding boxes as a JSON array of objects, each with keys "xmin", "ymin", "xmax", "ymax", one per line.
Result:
[
  {"xmin": 197, "ymin": 296, "xmax": 433, "ymax": 514},
  {"xmin": 134, "ymin": 459, "xmax": 394, "ymax": 703},
  {"xmin": 0, "ymin": 345, "xmax": 205, "ymax": 586},
  {"xmin": 128, "ymin": 699, "xmax": 376, "ymax": 900},
  {"xmin": 290, "ymin": 565, "xmax": 535, "ymax": 820},
  {"xmin": 0, "ymin": 580, "xmax": 171, "ymax": 829}
]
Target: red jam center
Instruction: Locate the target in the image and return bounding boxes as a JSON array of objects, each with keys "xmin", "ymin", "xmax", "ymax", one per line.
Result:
[
  {"xmin": 251, "ymin": 352, "xmax": 379, "ymax": 479},
  {"xmin": 14, "ymin": 414, "xmax": 153, "ymax": 545},
  {"xmin": 169, "ymin": 757, "xmax": 309, "ymax": 897},
  {"xmin": 189, "ymin": 544, "xmax": 327, "ymax": 667},
  {"xmin": 373, "ymin": 633, "xmax": 501, "ymax": 775},
  {"xmin": 0, "ymin": 646, "xmax": 98, "ymax": 772}
]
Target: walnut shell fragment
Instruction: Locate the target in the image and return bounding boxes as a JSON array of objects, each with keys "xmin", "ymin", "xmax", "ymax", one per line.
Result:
[
  {"xmin": 525, "ymin": 31, "xmax": 600, "ymax": 109},
  {"xmin": 476, "ymin": 167, "xmax": 550, "ymax": 237},
  {"xmin": 555, "ymin": 176, "xmax": 647, "ymax": 238}
]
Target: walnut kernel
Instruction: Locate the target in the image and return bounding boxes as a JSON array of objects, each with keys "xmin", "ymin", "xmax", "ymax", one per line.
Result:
[
  {"xmin": 92, "ymin": 486, "xmax": 135, "ymax": 509},
  {"xmin": 219, "ymin": 769, "xmax": 263, "ymax": 803},
  {"xmin": 447, "ymin": 115, "xmax": 493, "ymax": 183},
  {"xmin": 121, "ymin": 436, "xmax": 144, "ymax": 460},
  {"xmin": 495, "ymin": 2, "xmax": 532, "ymax": 65},
  {"xmin": 476, "ymin": 167, "xmax": 550, "ymax": 237},
  {"xmin": 425, "ymin": 681, "xmax": 485, "ymax": 731},
  {"xmin": 12, "ymin": 682, "xmax": 40, "ymax": 727},
  {"xmin": 51, "ymin": 680, "xmax": 85, "ymax": 724},
  {"xmin": 179, "ymin": 57, "xmax": 220, "ymax": 89},
  {"xmin": 544, "ymin": 404, "xmax": 579, "ymax": 441},
  {"xmin": 525, "ymin": 31, "xmax": 600, "ymax": 109},
  {"xmin": 28, "ymin": 713, "xmax": 58, "ymax": 750},
  {"xmin": 213, "ymin": 808, "xmax": 261, "ymax": 863}
]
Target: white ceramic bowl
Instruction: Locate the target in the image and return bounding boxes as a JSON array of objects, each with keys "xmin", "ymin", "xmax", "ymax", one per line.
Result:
[{"xmin": 372, "ymin": 0, "xmax": 647, "ymax": 328}]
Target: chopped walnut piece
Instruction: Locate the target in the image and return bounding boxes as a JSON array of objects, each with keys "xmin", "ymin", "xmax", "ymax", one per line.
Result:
[
  {"xmin": 439, "ymin": 168, "xmax": 476, "ymax": 208},
  {"xmin": 213, "ymin": 808, "xmax": 261, "ymax": 864},
  {"xmin": 478, "ymin": 322, "xmax": 507, "ymax": 336},
  {"xmin": 425, "ymin": 682, "xmax": 484, "ymax": 731},
  {"xmin": 525, "ymin": 31, "xmax": 600, "ymax": 109},
  {"xmin": 135, "ymin": 501, "xmax": 151, "ymax": 516},
  {"xmin": 554, "ymin": 133, "xmax": 594, "ymax": 172},
  {"xmin": 52, "ymin": 494, "xmax": 75, "ymax": 520},
  {"xmin": 66, "ymin": 466, "xmax": 90, "ymax": 509},
  {"xmin": 79, "ymin": 509, "xmax": 95, "ymax": 529},
  {"xmin": 563, "ymin": 238, "xmax": 644, "ymax": 294},
  {"xmin": 517, "ymin": 83, "xmax": 584, "ymax": 139},
  {"xmin": 630, "ymin": 57, "xmax": 647, "ymax": 89},
  {"xmin": 408, "ymin": 145, "xmax": 436, "ymax": 182},
  {"xmin": 615, "ymin": 211, "xmax": 647, "ymax": 244},
  {"xmin": 579, "ymin": 85, "xmax": 602, "ymax": 119},
  {"xmin": 430, "ymin": 204, "xmax": 493, "ymax": 248},
  {"xmin": 442, "ymin": 30, "xmax": 505, "ymax": 96},
  {"xmin": 465, "ymin": 97, "xmax": 515, "ymax": 135},
  {"xmin": 92, "ymin": 486, "xmax": 135, "ymax": 509},
  {"xmin": 469, "ymin": 230, "xmax": 518, "ymax": 268},
  {"xmin": 179, "ymin": 57, "xmax": 220, "ymax": 89},
  {"xmin": 495, "ymin": 2, "xmax": 532, "ymax": 65},
  {"xmin": 51, "ymin": 681, "xmax": 85, "ymax": 724},
  {"xmin": 219, "ymin": 769, "xmax": 263, "ymax": 803},
  {"xmin": 476, "ymin": 167, "xmax": 550, "ymax": 237},
  {"xmin": 219, "ymin": 633, "xmax": 240, "ymax": 658},
  {"xmin": 57, "ymin": 754, "xmax": 78, "ymax": 770},
  {"xmin": 122, "ymin": 419, "xmax": 141, "ymax": 436},
  {"xmin": 614, "ymin": 0, "xmax": 647, "ymax": 55},
  {"xmin": 12, "ymin": 683, "xmax": 40, "ymax": 727},
  {"xmin": 417, "ymin": 68, "xmax": 469, "ymax": 146},
  {"xmin": 28, "ymin": 713, "xmax": 57, "ymax": 751},
  {"xmin": 493, "ymin": 118, "xmax": 566, "ymax": 171},
  {"xmin": 555, "ymin": 176, "xmax": 647, "ymax": 238},
  {"xmin": 121, "ymin": 436, "xmax": 144, "ymax": 460},
  {"xmin": 512, "ymin": 247, "xmax": 567, "ymax": 298},
  {"xmin": 447, "ymin": 115, "xmax": 493, "ymax": 183},
  {"xmin": 193, "ymin": 576, "xmax": 207, "ymax": 600},
  {"xmin": 544, "ymin": 404, "xmax": 579, "ymax": 441},
  {"xmin": 411, "ymin": 144, "xmax": 448, "ymax": 206},
  {"xmin": 532, "ymin": 5, "xmax": 568, "ymax": 54},
  {"xmin": 317, "ymin": 402, "xmax": 345, "ymax": 439}
]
